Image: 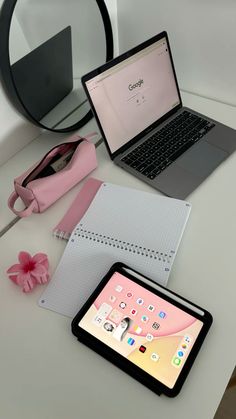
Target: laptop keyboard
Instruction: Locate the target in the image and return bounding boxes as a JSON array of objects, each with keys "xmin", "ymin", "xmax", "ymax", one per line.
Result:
[{"xmin": 121, "ymin": 110, "xmax": 215, "ymax": 180}]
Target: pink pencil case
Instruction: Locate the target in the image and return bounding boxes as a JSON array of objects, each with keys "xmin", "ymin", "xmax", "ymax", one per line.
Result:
[{"xmin": 8, "ymin": 132, "xmax": 98, "ymax": 217}]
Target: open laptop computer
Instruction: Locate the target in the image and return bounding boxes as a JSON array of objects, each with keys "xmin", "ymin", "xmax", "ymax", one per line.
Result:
[{"xmin": 82, "ymin": 30, "xmax": 236, "ymax": 199}]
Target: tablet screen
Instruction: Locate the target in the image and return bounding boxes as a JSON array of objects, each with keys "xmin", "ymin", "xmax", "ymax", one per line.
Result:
[{"xmin": 79, "ymin": 270, "xmax": 204, "ymax": 389}]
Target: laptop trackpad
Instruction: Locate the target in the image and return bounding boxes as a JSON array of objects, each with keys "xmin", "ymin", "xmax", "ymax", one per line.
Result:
[{"xmin": 176, "ymin": 141, "xmax": 228, "ymax": 178}]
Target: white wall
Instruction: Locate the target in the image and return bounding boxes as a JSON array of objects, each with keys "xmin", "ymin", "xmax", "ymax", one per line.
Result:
[
  {"xmin": 0, "ymin": 92, "xmax": 41, "ymax": 167},
  {"xmin": 117, "ymin": 0, "xmax": 236, "ymax": 107}
]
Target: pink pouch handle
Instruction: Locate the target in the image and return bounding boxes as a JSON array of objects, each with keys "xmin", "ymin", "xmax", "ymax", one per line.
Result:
[{"xmin": 8, "ymin": 191, "xmax": 37, "ymax": 217}]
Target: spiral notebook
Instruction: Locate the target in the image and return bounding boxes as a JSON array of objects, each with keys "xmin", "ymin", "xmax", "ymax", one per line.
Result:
[{"xmin": 39, "ymin": 182, "xmax": 191, "ymax": 317}]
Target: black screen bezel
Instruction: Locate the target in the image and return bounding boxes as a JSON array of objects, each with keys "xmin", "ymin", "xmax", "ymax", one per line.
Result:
[
  {"xmin": 71, "ymin": 262, "xmax": 213, "ymax": 397},
  {"xmin": 82, "ymin": 30, "xmax": 182, "ymax": 160}
]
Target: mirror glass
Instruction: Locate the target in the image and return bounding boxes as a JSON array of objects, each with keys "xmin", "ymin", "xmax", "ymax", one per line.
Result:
[{"xmin": 8, "ymin": 0, "xmax": 112, "ymax": 131}]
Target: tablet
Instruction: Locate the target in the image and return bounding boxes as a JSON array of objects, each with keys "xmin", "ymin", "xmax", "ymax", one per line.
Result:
[{"xmin": 71, "ymin": 263, "xmax": 213, "ymax": 397}]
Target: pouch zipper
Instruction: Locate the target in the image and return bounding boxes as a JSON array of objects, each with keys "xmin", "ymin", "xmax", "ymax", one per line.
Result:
[{"xmin": 22, "ymin": 138, "xmax": 84, "ymax": 187}]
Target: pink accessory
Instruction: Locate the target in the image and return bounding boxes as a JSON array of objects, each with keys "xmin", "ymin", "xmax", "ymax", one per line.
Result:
[
  {"xmin": 6, "ymin": 251, "xmax": 50, "ymax": 293},
  {"xmin": 53, "ymin": 177, "xmax": 103, "ymax": 239},
  {"xmin": 8, "ymin": 132, "xmax": 98, "ymax": 217}
]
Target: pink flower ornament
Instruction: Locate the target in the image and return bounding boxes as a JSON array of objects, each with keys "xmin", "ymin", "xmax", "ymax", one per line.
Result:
[{"xmin": 7, "ymin": 251, "xmax": 50, "ymax": 293}]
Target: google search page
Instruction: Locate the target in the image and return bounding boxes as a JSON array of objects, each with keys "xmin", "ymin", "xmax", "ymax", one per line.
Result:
[{"xmin": 86, "ymin": 38, "xmax": 180, "ymax": 154}]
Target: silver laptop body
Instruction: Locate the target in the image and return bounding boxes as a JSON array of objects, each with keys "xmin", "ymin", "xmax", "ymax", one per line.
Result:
[{"xmin": 82, "ymin": 31, "xmax": 236, "ymax": 199}]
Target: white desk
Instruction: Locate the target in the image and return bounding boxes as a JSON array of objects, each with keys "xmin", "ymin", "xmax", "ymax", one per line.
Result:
[{"xmin": 0, "ymin": 92, "xmax": 236, "ymax": 419}]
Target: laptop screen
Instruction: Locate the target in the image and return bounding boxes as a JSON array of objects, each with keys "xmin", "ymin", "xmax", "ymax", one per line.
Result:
[{"xmin": 84, "ymin": 35, "xmax": 180, "ymax": 154}]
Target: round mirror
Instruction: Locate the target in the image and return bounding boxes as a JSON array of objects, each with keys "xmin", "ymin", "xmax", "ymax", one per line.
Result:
[{"xmin": 0, "ymin": 0, "xmax": 113, "ymax": 132}]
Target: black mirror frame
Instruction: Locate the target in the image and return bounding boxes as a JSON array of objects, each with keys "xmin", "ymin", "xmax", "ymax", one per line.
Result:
[{"xmin": 0, "ymin": 0, "xmax": 114, "ymax": 133}]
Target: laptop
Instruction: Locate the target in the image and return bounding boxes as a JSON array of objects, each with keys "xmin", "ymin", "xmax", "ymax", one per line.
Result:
[{"xmin": 82, "ymin": 30, "xmax": 236, "ymax": 199}]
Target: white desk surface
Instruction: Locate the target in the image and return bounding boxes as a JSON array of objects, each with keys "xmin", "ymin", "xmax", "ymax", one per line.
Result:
[{"xmin": 0, "ymin": 92, "xmax": 236, "ymax": 419}]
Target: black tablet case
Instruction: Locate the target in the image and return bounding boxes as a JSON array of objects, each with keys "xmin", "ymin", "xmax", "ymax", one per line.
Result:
[{"xmin": 71, "ymin": 263, "xmax": 213, "ymax": 397}]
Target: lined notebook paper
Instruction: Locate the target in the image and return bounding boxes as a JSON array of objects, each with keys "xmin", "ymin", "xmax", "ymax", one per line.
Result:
[{"xmin": 39, "ymin": 183, "xmax": 191, "ymax": 317}]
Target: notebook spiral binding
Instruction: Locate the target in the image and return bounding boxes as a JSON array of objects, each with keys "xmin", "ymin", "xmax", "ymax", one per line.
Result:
[{"xmin": 70, "ymin": 226, "xmax": 174, "ymax": 264}]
